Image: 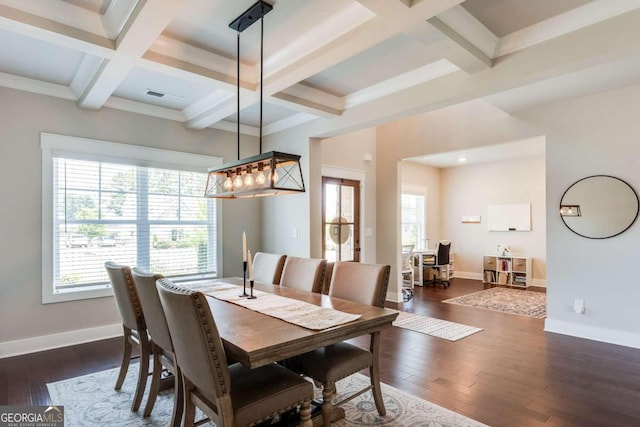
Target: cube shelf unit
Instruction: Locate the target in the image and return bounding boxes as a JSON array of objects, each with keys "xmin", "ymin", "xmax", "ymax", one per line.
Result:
[{"xmin": 483, "ymin": 255, "xmax": 532, "ymax": 288}]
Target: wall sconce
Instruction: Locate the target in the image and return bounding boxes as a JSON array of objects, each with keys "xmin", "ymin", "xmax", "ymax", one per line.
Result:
[{"xmin": 560, "ymin": 205, "xmax": 581, "ymax": 217}]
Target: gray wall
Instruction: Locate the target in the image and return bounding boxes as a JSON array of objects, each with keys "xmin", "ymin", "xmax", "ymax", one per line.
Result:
[
  {"xmin": 518, "ymin": 83, "xmax": 640, "ymax": 347},
  {"xmin": 0, "ymin": 87, "xmax": 261, "ymax": 344}
]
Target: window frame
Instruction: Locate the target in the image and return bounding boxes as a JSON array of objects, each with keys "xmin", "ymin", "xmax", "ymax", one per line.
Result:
[
  {"xmin": 401, "ymin": 192, "xmax": 426, "ymax": 249},
  {"xmin": 41, "ymin": 132, "xmax": 223, "ymax": 304}
]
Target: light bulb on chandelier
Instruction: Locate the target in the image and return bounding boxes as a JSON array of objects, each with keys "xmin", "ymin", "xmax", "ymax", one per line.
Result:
[
  {"xmin": 233, "ymin": 167, "xmax": 243, "ymax": 188},
  {"xmin": 244, "ymin": 166, "xmax": 254, "ymax": 186}
]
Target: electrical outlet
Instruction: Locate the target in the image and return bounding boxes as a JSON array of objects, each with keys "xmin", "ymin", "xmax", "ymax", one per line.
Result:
[{"xmin": 574, "ymin": 298, "xmax": 585, "ymax": 314}]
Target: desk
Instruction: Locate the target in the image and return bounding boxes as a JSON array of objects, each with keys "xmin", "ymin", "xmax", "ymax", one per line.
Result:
[
  {"xmin": 412, "ymin": 250, "xmax": 454, "ymax": 285},
  {"xmin": 187, "ymin": 277, "xmax": 398, "ymax": 369}
]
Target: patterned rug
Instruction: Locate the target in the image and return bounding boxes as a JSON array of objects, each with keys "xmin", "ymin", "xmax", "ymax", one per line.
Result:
[
  {"xmin": 47, "ymin": 365, "xmax": 487, "ymax": 427},
  {"xmin": 393, "ymin": 311, "xmax": 483, "ymax": 341},
  {"xmin": 443, "ymin": 287, "xmax": 546, "ymax": 318}
]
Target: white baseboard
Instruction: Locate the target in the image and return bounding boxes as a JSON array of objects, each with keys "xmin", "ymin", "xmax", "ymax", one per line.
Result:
[
  {"xmin": 531, "ymin": 278, "xmax": 547, "ymax": 287},
  {"xmin": 455, "ymin": 271, "xmax": 546, "ymax": 288},
  {"xmin": 386, "ymin": 291, "xmax": 403, "ymax": 303},
  {"xmin": 454, "ymin": 271, "xmax": 482, "ymax": 280},
  {"xmin": 0, "ymin": 323, "xmax": 122, "ymax": 359},
  {"xmin": 544, "ymin": 318, "xmax": 640, "ymax": 349}
]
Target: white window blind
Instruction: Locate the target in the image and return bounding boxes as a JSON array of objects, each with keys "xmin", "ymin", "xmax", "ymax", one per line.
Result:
[
  {"xmin": 42, "ymin": 133, "xmax": 222, "ymax": 303},
  {"xmin": 401, "ymin": 194, "xmax": 425, "ymax": 247}
]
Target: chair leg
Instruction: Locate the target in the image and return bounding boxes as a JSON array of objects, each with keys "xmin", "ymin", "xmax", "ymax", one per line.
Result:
[
  {"xmin": 170, "ymin": 366, "xmax": 184, "ymax": 427},
  {"xmin": 143, "ymin": 344, "xmax": 162, "ymax": 417},
  {"xmin": 370, "ymin": 332, "xmax": 386, "ymax": 416},
  {"xmin": 321, "ymin": 385, "xmax": 335, "ymax": 427},
  {"xmin": 299, "ymin": 398, "xmax": 312, "ymax": 427},
  {"xmin": 131, "ymin": 332, "xmax": 150, "ymax": 412},
  {"xmin": 115, "ymin": 326, "xmax": 132, "ymax": 391},
  {"xmin": 182, "ymin": 378, "xmax": 196, "ymax": 427}
]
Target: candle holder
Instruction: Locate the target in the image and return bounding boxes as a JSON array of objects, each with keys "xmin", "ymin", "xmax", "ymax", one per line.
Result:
[
  {"xmin": 240, "ymin": 261, "xmax": 249, "ymax": 297},
  {"xmin": 248, "ymin": 280, "xmax": 257, "ymax": 299}
]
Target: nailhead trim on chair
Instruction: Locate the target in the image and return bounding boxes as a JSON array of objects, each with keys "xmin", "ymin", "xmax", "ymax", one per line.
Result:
[
  {"xmin": 123, "ymin": 267, "xmax": 146, "ymax": 329},
  {"xmin": 192, "ymin": 292, "xmax": 228, "ymax": 395}
]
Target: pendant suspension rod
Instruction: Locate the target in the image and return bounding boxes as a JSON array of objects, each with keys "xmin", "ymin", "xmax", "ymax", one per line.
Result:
[
  {"xmin": 259, "ymin": 11, "xmax": 264, "ymax": 154},
  {"xmin": 237, "ymin": 31, "xmax": 240, "ymax": 161}
]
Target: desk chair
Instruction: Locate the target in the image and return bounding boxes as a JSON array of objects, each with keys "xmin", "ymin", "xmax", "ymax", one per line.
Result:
[{"xmin": 423, "ymin": 240, "xmax": 452, "ymax": 288}]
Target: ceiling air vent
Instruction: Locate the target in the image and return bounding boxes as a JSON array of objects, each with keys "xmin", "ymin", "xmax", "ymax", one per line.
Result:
[{"xmin": 145, "ymin": 90, "xmax": 165, "ymax": 98}]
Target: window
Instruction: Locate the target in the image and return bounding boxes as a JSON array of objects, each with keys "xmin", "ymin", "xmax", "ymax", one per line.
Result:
[
  {"xmin": 401, "ymin": 194, "xmax": 425, "ymax": 248},
  {"xmin": 42, "ymin": 133, "xmax": 222, "ymax": 303}
]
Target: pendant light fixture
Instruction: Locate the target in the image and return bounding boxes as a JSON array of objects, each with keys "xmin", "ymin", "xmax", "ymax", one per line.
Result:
[{"xmin": 205, "ymin": 0, "xmax": 305, "ymax": 199}]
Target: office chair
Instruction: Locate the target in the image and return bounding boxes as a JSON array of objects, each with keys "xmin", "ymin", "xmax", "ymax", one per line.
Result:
[{"xmin": 423, "ymin": 240, "xmax": 451, "ymax": 288}]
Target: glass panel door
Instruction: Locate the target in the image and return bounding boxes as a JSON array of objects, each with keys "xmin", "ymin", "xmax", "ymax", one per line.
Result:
[{"xmin": 322, "ymin": 177, "xmax": 360, "ymax": 262}]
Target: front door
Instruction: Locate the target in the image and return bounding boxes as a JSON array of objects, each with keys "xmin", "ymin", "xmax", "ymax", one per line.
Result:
[{"xmin": 322, "ymin": 177, "xmax": 360, "ymax": 262}]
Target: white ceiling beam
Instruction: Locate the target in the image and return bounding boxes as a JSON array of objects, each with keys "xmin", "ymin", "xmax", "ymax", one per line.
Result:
[
  {"xmin": 305, "ymin": 9, "xmax": 640, "ymax": 138},
  {"xmin": 69, "ymin": 54, "xmax": 105, "ymax": 98},
  {"xmin": 0, "ymin": 4, "xmax": 114, "ymax": 56},
  {"xmin": 0, "ymin": 71, "xmax": 76, "ymax": 100},
  {"xmin": 269, "ymin": 84, "xmax": 343, "ymax": 118},
  {"xmin": 150, "ymin": 34, "xmax": 256, "ymax": 86},
  {"xmin": 344, "ymin": 59, "xmax": 459, "ymax": 108},
  {"xmin": 101, "ymin": 0, "xmax": 137, "ymax": 39},
  {"xmin": 186, "ymin": 95, "xmax": 259, "ymax": 130},
  {"xmin": 187, "ymin": 2, "xmax": 377, "ymax": 130},
  {"xmin": 262, "ymin": 113, "xmax": 318, "ymax": 136},
  {"xmin": 355, "ymin": 0, "xmax": 491, "ymax": 73},
  {"xmin": 263, "ymin": 17, "xmax": 395, "ymax": 96},
  {"xmin": 435, "ymin": 5, "xmax": 499, "ymax": 59},
  {"xmin": 0, "ymin": 0, "xmax": 109, "ymax": 38},
  {"xmin": 354, "ymin": 0, "xmax": 464, "ymax": 25},
  {"xmin": 78, "ymin": 0, "xmax": 186, "ymax": 110},
  {"xmin": 496, "ymin": 0, "xmax": 640, "ymax": 57}
]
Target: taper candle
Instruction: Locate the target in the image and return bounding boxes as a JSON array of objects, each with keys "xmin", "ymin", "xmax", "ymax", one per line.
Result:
[
  {"xmin": 248, "ymin": 250, "xmax": 254, "ymax": 281},
  {"xmin": 242, "ymin": 231, "xmax": 247, "ymax": 261}
]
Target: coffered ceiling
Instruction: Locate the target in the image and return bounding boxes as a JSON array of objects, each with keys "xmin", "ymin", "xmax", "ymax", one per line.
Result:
[{"xmin": 1, "ymin": 0, "xmax": 639, "ymax": 138}]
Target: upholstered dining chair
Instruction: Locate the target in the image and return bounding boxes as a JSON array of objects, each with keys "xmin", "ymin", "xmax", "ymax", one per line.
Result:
[
  {"xmin": 131, "ymin": 269, "xmax": 182, "ymax": 427},
  {"xmin": 252, "ymin": 252, "xmax": 287, "ymax": 284},
  {"xmin": 287, "ymin": 262, "xmax": 391, "ymax": 427},
  {"xmin": 104, "ymin": 261, "xmax": 150, "ymax": 412},
  {"xmin": 156, "ymin": 278, "xmax": 314, "ymax": 427},
  {"xmin": 279, "ymin": 256, "xmax": 327, "ymax": 293}
]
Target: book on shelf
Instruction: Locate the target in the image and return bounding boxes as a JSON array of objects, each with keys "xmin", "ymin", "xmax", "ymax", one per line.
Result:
[{"xmin": 498, "ymin": 272, "xmax": 509, "ymax": 285}]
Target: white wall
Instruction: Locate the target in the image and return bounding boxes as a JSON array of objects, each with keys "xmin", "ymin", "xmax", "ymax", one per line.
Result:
[
  {"xmin": 376, "ymin": 101, "xmax": 540, "ymax": 301},
  {"xmin": 517, "ymin": 83, "xmax": 640, "ymax": 348},
  {"xmin": 400, "ymin": 161, "xmax": 441, "ymax": 249},
  {"xmin": 321, "ymin": 128, "xmax": 377, "ymax": 263},
  {"xmin": 0, "ymin": 87, "xmax": 261, "ymax": 353},
  {"xmin": 440, "ymin": 156, "xmax": 546, "ymax": 283},
  {"xmin": 262, "ymin": 125, "xmax": 313, "ymax": 257}
]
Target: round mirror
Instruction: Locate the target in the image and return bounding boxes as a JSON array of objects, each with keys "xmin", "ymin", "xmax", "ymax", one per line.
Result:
[{"xmin": 560, "ymin": 175, "xmax": 639, "ymax": 239}]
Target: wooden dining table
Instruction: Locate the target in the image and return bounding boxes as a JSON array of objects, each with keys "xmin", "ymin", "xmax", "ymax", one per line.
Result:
[{"xmin": 185, "ymin": 277, "xmax": 398, "ymax": 369}]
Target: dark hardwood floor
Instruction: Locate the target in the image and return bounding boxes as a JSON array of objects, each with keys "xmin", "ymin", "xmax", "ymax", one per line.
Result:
[{"xmin": 2, "ymin": 278, "xmax": 640, "ymax": 426}]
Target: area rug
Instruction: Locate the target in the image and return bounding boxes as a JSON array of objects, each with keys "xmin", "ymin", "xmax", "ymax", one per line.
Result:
[
  {"xmin": 443, "ymin": 287, "xmax": 546, "ymax": 318},
  {"xmin": 392, "ymin": 311, "xmax": 483, "ymax": 341},
  {"xmin": 47, "ymin": 365, "xmax": 487, "ymax": 426}
]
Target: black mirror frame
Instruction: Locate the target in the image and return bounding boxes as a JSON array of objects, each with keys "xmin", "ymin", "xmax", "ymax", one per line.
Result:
[{"xmin": 560, "ymin": 174, "xmax": 639, "ymax": 239}]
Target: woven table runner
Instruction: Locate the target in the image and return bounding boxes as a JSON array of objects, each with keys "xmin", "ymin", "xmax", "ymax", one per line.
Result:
[{"xmin": 186, "ymin": 281, "xmax": 361, "ymax": 330}]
